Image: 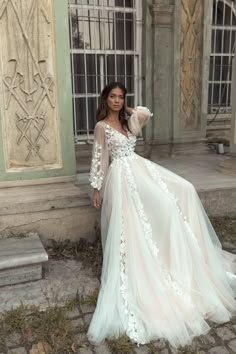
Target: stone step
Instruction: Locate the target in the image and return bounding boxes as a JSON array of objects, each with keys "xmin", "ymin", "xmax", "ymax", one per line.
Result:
[{"xmin": 0, "ymin": 233, "xmax": 48, "ymax": 287}]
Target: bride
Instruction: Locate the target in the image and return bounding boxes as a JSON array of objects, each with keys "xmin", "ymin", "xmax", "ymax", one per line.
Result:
[{"xmin": 87, "ymin": 81, "xmax": 236, "ymax": 348}]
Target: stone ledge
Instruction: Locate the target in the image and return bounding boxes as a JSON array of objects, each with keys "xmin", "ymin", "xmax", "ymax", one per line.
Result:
[
  {"xmin": 0, "ymin": 182, "xmax": 90, "ymax": 216},
  {"xmin": 0, "ymin": 234, "xmax": 48, "ymax": 287},
  {"xmin": 0, "ymin": 234, "xmax": 48, "ymax": 270},
  {"xmin": 0, "ymin": 182, "xmax": 99, "ymax": 244}
]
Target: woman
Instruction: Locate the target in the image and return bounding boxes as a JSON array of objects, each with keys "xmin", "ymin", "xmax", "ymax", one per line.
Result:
[{"xmin": 88, "ymin": 82, "xmax": 236, "ymax": 348}]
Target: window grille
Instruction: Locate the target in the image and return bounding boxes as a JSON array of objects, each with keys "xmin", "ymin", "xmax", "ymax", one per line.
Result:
[
  {"xmin": 208, "ymin": 0, "xmax": 236, "ymax": 114},
  {"xmin": 68, "ymin": 0, "xmax": 142, "ymax": 141}
]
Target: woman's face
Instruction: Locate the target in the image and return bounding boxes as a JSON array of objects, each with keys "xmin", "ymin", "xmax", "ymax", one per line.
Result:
[{"xmin": 106, "ymin": 87, "xmax": 125, "ymax": 113}]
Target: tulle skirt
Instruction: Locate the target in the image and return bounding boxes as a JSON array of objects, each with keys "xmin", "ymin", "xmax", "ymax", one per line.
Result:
[{"xmin": 87, "ymin": 153, "xmax": 236, "ymax": 348}]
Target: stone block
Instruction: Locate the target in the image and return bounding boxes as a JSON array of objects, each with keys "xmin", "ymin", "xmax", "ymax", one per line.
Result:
[
  {"xmin": 7, "ymin": 348, "xmax": 27, "ymax": 354},
  {"xmin": 66, "ymin": 308, "xmax": 81, "ymax": 319},
  {"xmin": 134, "ymin": 346, "xmax": 150, "ymax": 354},
  {"xmin": 0, "ymin": 234, "xmax": 47, "ymax": 286},
  {"xmin": 208, "ymin": 347, "xmax": 229, "ymax": 354},
  {"xmin": 80, "ymin": 304, "xmax": 96, "ymax": 314},
  {"xmin": 79, "ymin": 348, "xmax": 93, "ymax": 354},
  {"xmin": 215, "ymin": 327, "xmax": 236, "ymax": 341},
  {"xmin": 5, "ymin": 333, "xmax": 22, "ymax": 347},
  {"xmin": 0, "ymin": 183, "xmax": 99, "ymax": 244},
  {"xmin": 94, "ymin": 343, "xmax": 111, "ymax": 354},
  {"xmin": 84, "ymin": 313, "xmax": 93, "ymax": 326},
  {"xmin": 228, "ymin": 338, "xmax": 236, "ymax": 352}
]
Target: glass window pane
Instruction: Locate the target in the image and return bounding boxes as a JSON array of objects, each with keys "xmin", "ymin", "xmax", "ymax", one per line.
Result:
[
  {"xmin": 125, "ymin": 13, "xmax": 134, "ymax": 50},
  {"xmin": 115, "ymin": 0, "xmax": 124, "ymax": 6},
  {"xmin": 88, "ymin": 97, "xmax": 98, "ymax": 131},
  {"xmin": 107, "ymin": 55, "xmax": 115, "ymax": 76},
  {"xmin": 126, "ymin": 95, "xmax": 134, "ymax": 108},
  {"xmin": 73, "ymin": 54, "xmax": 86, "ymax": 94},
  {"xmin": 125, "ymin": 0, "xmax": 134, "ymax": 7},
  {"xmin": 75, "ymin": 98, "xmax": 87, "ymax": 134},
  {"xmin": 117, "ymin": 55, "xmax": 125, "ymax": 76},
  {"xmin": 115, "ymin": 12, "xmax": 125, "ymax": 50}
]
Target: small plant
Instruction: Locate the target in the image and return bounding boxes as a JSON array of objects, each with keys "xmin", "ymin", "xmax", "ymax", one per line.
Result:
[
  {"xmin": 46, "ymin": 234, "xmax": 103, "ymax": 277},
  {"xmin": 79, "ymin": 289, "xmax": 99, "ymax": 306},
  {"xmin": 0, "ymin": 301, "xmax": 77, "ymax": 353},
  {"xmin": 107, "ymin": 335, "xmax": 134, "ymax": 353}
]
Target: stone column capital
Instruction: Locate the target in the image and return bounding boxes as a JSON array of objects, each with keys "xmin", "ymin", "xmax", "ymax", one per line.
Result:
[{"xmin": 151, "ymin": 1, "xmax": 174, "ymax": 26}]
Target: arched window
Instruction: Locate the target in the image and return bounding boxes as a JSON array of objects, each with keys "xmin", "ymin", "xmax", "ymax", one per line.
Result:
[
  {"xmin": 208, "ymin": 0, "xmax": 236, "ymax": 114},
  {"xmin": 69, "ymin": 0, "xmax": 142, "ymax": 141}
]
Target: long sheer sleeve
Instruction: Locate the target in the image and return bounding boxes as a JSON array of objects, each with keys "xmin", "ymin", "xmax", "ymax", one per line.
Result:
[
  {"xmin": 89, "ymin": 123, "xmax": 109, "ymax": 191},
  {"xmin": 128, "ymin": 106, "xmax": 153, "ymax": 136}
]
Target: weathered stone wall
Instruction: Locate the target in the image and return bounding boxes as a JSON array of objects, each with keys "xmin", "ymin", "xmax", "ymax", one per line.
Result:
[
  {"xmin": 230, "ymin": 55, "xmax": 236, "ymax": 154},
  {"xmin": 180, "ymin": 0, "xmax": 203, "ymax": 131},
  {"xmin": 143, "ymin": 0, "xmax": 211, "ymax": 146},
  {"xmin": 0, "ymin": 0, "xmax": 61, "ymax": 171},
  {"xmin": 144, "ymin": 0, "xmax": 174, "ymax": 145}
]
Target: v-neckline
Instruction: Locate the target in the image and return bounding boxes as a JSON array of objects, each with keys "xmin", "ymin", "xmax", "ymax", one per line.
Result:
[{"xmin": 102, "ymin": 121, "xmax": 129, "ymax": 140}]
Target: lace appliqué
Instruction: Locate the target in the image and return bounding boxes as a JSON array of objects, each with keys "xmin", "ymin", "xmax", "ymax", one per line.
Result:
[
  {"xmin": 89, "ymin": 141, "xmax": 104, "ymax": 190},
  {"xmin": 144, "ymin": 159, "xmax": 201, "ymax": 251},
  {"xmin": 101, "ymin": 123, "xmax": 137, "ymax": 161},
  {"xmin": 119, "ymin": 215, "xmax": 139, "ymax": 343},
  {"xmin": 121, "ymin": 158, "xmax": 195, "ymax": 308}
]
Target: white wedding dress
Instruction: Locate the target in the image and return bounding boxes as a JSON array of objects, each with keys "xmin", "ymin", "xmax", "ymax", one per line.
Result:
[{"xmin": 88, "ymin": 107, "xmax": 236, "ymax": 348}]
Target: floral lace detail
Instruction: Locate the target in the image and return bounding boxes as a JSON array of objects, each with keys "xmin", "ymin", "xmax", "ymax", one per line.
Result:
[
  {"xmin": 89, "ymin": 141, "xmax": 104, "ymax": 190},
  {"xmin": 119, "ymin": 214, "xmax": 139, "ymax": 343},
  {"xmin": 101, "ymin": 122, "xmax": 137, "ymax": 161},
  {"xmin": 144, "ymin": 159, "xmax": 201, "ymax": 251},
  {"xmin": 121, "ymin": 158, "xmax": 195, "ymax": 308}
]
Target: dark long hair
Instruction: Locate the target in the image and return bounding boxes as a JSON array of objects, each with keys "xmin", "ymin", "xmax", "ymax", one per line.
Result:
[{"xmin": 96, "ymin": 82, "xmax": 129, "ymax": 130}]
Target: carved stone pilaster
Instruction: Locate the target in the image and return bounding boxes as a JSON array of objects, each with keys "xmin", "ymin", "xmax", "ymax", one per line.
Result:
[
  {"xmin": 0, "ymin": 0, "xmax": 61, "ymax": 170},
  {"xmin": 180, "ymin": 0, "xmax": 204, "ymax": 131},
  {"xmin": 230, "ymin": 55, "xmax": 236, "ymax": 154},
  {"xmin": 151, "ymin": 0, "xmax": 174, "ymax": 26}
]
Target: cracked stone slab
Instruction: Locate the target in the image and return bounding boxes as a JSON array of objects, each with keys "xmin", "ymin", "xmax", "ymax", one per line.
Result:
[
  {"xmin": 0, "ymin": 234, "xmax": 48, "ymax": 286},
  {"xmin": 0, "ymin": 259, "xmax": 99, "ymax": 313}
]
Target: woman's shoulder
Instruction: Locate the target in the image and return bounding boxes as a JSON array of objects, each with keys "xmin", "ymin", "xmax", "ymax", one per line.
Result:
[
  {"xmin": 94, "ymin": 121, "xmax": 107, "ymax": 135},
  {"xmin": 95, "ymin": 120, "xmax": 106, "ymax": 129}
]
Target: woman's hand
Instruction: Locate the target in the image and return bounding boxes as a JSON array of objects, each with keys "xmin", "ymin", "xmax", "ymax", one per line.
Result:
[
  {"xmin": 92, "ymin": 189, "xmax": 100, "ymax": 209},
  {"xmin": 125, "ymin": 106, "xmax": 134, "ymax": 116}
]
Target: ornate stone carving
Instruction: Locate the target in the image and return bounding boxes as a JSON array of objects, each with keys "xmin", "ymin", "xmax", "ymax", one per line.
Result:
[
  {"xmin": 180, "ymin": 0, "xmax": 203, "ymax": 130},
  {"xmin": 151, "ymin": 0, "xmax": 174, "ymax": 26},
  {"xmin": 0, "ymin": 0, "xmax": 61, "ymax": 169}
]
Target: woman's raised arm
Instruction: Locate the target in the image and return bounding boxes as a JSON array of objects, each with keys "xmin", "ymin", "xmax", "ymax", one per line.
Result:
[{"xmin": 127, "ymin": 106, "xmax": 153, "ymax": 136}]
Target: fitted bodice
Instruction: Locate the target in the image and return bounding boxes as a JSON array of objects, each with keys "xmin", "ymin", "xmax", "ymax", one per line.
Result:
[
  {"xmin": 100, "ymin": 122, "xmax": 137, "ymax": 161},
  {"xmin": 89, "ymin": 106, "xmax": 152, "ymax": 191}
]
